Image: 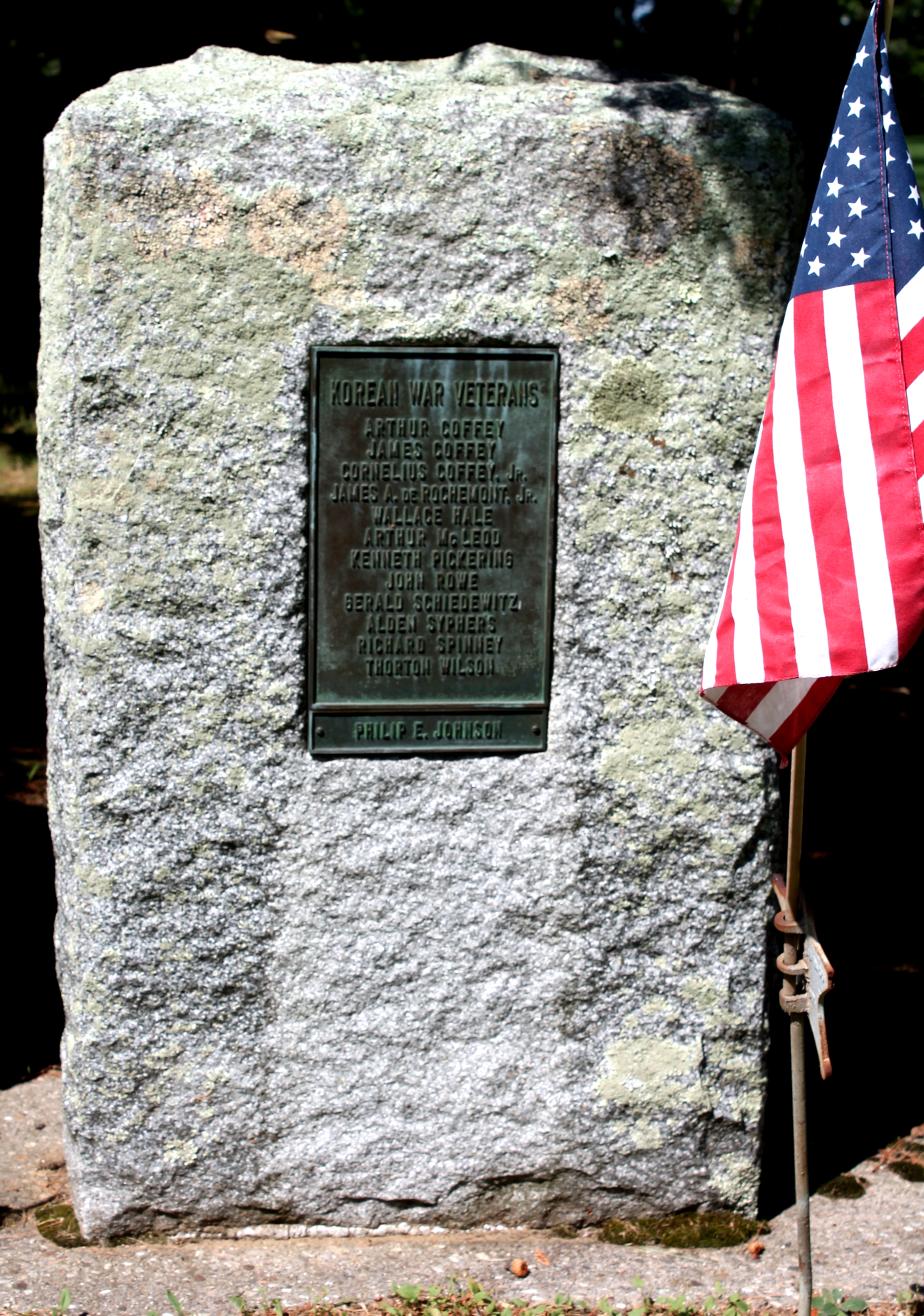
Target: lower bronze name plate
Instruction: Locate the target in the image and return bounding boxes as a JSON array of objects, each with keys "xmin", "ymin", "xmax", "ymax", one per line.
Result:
[{"xmin": 308, "ymin": 345, "xmax": 557, "ymax": 755}]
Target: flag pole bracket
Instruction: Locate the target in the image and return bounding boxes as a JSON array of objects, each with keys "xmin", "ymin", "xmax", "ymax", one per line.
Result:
[{"xmin": 771, "ymin": 874, "xmax": 834, "ymax": 1080}]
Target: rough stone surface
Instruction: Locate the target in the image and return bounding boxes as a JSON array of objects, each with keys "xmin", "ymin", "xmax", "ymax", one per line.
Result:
[{"xmin": 39, "ymin": 43, "xmax": 800, "ymax": 1242}]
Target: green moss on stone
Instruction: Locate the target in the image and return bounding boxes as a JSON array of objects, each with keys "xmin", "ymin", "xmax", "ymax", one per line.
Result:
[
  {"xmin": 600, "ymin": 1209, "xmax": 767, "ymax": 1248},
  {"xmin": 816, "ymin": 1173, "xmax": 867, "ymax": 1199},
  {"xmin": 551, "ymin": 1223, "xmax": 580, "ymax": 1239},
  {"xmin": 887, "ymin": 1159, "xmax": 924, "ymax": 1182},
  {"xmin": 35, "ymin": 1202, "xmax": 86, "ymax": 1248}
]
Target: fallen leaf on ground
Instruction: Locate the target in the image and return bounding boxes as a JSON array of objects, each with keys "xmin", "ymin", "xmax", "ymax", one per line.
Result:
[{"xmin": 534, "ymin": 1248, "xmax": 551, "ymax": 1266}]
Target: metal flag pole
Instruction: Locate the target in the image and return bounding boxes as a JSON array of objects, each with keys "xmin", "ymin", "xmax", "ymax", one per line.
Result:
[
  {"xmin": 773, "ymin": 735, "xmax": 836, "ymax": 1316},
  {"xmin": 780, "ymin": 735, "xmax": 811, "ymax": 1316}
]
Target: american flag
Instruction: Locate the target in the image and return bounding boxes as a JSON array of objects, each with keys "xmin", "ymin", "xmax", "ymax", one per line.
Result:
[{"xmin": 701, "ymin": 0, "xmax": 924, "ymax": 757}]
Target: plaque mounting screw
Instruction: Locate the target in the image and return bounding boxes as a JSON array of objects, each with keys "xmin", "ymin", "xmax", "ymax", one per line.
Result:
[{"xmin": 532, "ymin": 725, "xmax": 541, "ymax": 735}]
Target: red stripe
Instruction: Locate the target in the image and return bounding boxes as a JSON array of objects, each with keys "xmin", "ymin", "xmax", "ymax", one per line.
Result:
[
  {"xmin": 714, "ymin": 682, "xmax": 774, "ymax": 724},
  {"xmin": 912, "ymin": 422, "xmax": 924, "ymax": 487},
  {"xmin": 900, "ymin": 315, "xmax": 924, "ymax": 386},
  {"xmin": 792, "ymin": 291, "xmax": 866, "ymax": 669},
  {"xmin": 899, "ymin": 318, "xmax": 924, "ymax": 479},
  {"xmin": 854, "ymin": 280, "xmax": 924, "ymax": 656},
  {"xmin": 710, "ymin": 529, "xmax": 741, "ymax": 688},
  {"xmin": 712, "ymin": 364, "xmax": 791, "ymax": 687},
  {"xmin": 749, "ymin": 352, "xmax": 798, "ymax": 679},
  {"xmin": 767, "ymin": 676, "xmax": 841, "ymax": 757}
]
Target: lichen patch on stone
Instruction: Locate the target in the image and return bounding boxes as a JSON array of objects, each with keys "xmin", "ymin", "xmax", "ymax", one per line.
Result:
[{"xmin": 589, "ymin": 359, "xmax": 668, "ymax": 435}]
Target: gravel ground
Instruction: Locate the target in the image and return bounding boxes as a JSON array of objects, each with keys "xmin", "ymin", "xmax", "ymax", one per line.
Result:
[{"xmin": 1, "ymin": 1073, "xmax": 922, "ymax": 1316}]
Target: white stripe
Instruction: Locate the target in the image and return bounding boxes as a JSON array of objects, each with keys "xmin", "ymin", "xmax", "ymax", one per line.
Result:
[
  {"xmin": 772, "ymin": 303, "xmax": 832, "ymax": 675},
  {"xmin": 701, "ymin": 577, "xmax": 727, "ymax": 690},
  {"xmin": 729, "ymin": 441, "xmax": 764, "ymax": 682},
  {"xmin": 918, "ymin": 472, "xmax": 924, "ymax": 523},
  {"xmin": 823, "ymin": 285, "xmax": 899, "ymax": 669},
  {"xmin": 745, "ymin": 677, "xmax": 818, "ymax": 742},
  {"xmin": 897, "ymin": 264, "xmax": 924, "ymax": 339},
  {"xmin": 907, "ymin": 372, "xmax": 924, "ymax": 432}
]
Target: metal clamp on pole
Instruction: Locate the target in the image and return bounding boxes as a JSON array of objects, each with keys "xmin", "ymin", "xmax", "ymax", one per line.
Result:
[
  {"xmin": 771, "ymin": 873, "xmax": 834, "ymax": 1076},
  {"xmin": 773, "ymin": 881, "xmax": 807, "ymax": 1007},
  {"xmin": 772, "ymin": 881, "xmax": 806, "ymax": 1000}
]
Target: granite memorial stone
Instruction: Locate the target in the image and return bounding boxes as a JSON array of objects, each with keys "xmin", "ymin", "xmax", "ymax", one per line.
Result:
[{"xmin": 39, "ymin": 43, "xmax": 798, "ymax": 1240}]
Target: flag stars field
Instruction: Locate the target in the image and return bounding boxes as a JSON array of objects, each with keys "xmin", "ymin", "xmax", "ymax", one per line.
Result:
[{"xmin": 786, "ymin": 15, "xmax": 923, "ymax": 301}]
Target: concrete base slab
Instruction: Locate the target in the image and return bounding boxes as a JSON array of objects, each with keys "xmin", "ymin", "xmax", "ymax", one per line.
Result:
[{"xmin": 2, "ymin": 1075, "xmax": 922, "ymax": 1314}]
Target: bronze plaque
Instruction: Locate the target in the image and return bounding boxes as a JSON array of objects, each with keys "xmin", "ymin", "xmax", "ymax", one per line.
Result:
[{"xmin": 308, "ymin": 346, "xmax": 557, "ymax": 755}]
